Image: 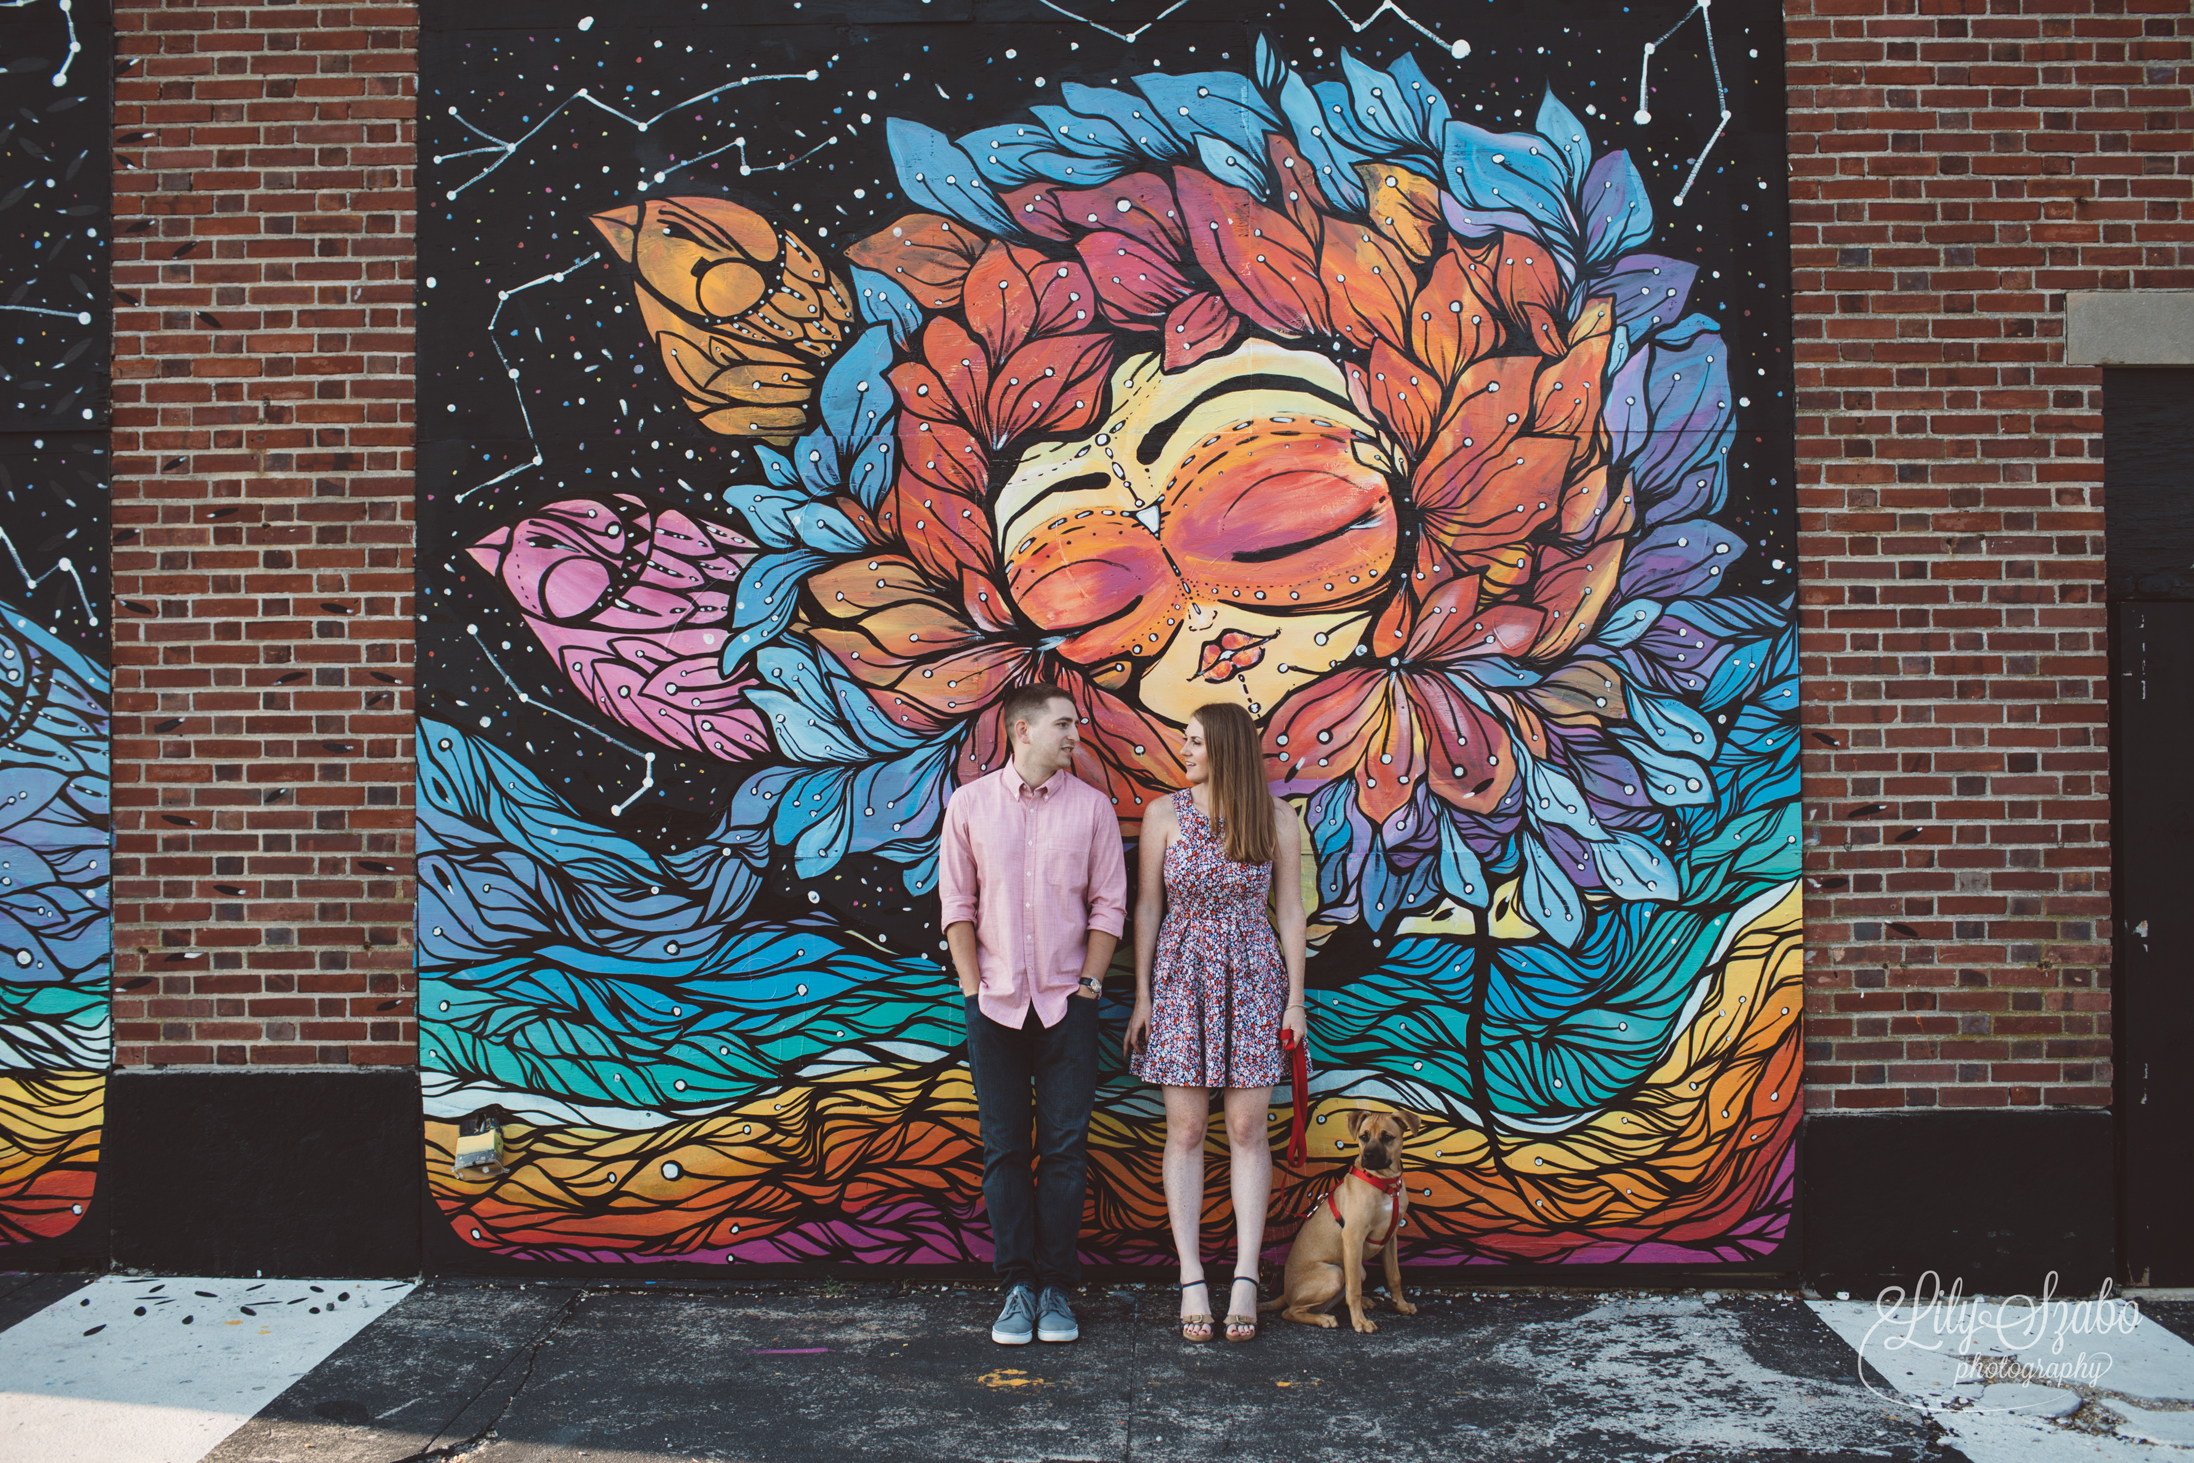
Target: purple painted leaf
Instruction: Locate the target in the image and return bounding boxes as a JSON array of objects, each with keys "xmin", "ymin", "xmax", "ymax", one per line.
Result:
[
  {"xmin": 1616, "ymin": 520, "xmax": 1748, "ymax": 602},
  {"xmin": 1596, "ymin": 254, "xmax": 1696, "ymax": 337},
  {"xmin": 1609, "ymin": 316, "xmax": 1734, "ymax": 525}
]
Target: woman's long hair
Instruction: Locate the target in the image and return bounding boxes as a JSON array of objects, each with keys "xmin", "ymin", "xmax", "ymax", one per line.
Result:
[{"xmin": 1191, "ymin": 702, "xmax": 1276, "ymax": 866}]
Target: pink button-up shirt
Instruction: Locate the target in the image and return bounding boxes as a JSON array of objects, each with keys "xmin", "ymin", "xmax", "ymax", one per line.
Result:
[{"xmin": 938, "ymin": 763, "xmax": 1128, "ymax": 1029}]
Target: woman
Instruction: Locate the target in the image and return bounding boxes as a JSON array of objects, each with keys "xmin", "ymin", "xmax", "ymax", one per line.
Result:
[{"xmin": 1125, "ymin": 702, "xmax": 1308, "ymax": 1343}]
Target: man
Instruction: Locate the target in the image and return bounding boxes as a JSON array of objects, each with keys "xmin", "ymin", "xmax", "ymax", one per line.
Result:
[{"xmin": 939, "ymin": 682, "xmax": 1126, "ymax": 1345}]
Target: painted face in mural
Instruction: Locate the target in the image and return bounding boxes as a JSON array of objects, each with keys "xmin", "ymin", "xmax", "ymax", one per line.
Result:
[{"xmin": 422, "ymin": 19, "xmax": 1798, "ymax": 1274}]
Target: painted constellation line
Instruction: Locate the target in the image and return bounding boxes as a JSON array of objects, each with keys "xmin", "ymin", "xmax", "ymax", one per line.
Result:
[
  {"xmin": 1324, "ymin": 0, "xmax": 1470, "ymax": 60},
  {"xmin": 0, "ymin": 304, "xmax": 93, "ymax": 322},
  {"xmin": 1, "ymin": 0, "xmax": 79, "ymax": 88},
  {"xmin": 465, "ymin": 620, "xmax": 658, "ymax": 817},
  {"xmin": 1634, "ymin": 0, "xmax": 1728, "ymax": 207},
  {"xmin": 647, "ymin": 134, "xmax": 836, "ymax": 187},
  {"xmin": 0, "ymin": 528, "xmax": 96, "ymax": 628},
  {"xmin": 432, "ymin": 71, "xmax": 821, "ymax": 201},
  {"xmin": 1031, "ymin": 0, "xmax": 1194, "ymax": 45},
  {"xmin": 455, "ymin": 251, "xmax": 599, "ymax": 504}
]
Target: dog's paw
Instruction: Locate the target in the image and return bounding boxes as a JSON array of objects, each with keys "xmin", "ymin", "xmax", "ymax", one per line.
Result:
[
  {"xmin": 1352, "ymin": 1315, "xmax": 1379, "ymax": 1334},
  {"xmin": 1309, "ymin": 1313, "xmax": 1339, "ymax": 1329},
  {"xmin": 1391, "ymin": 1299, "xmax": 1419, "ymax": 1316},
  {"xmin": 1361, "ymin": 1295, "xmax": 1377, "ymax": 1311}
]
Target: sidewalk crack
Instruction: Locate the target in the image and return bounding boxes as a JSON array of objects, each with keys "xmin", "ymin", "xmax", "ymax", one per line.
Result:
[{"xmin": 390, "ymin": 1287, "xmax": 586, "ymax": 1463}]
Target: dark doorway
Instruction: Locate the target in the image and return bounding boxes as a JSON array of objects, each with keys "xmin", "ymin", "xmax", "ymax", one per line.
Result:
[{"xmin": 2108, "ymin": 367, "xmax": 2194, "ymax": 1288}]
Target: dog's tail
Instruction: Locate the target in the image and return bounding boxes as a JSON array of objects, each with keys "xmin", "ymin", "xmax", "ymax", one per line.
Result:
[{"xmin": 1257, "ymin": 1296, "xmax": 1285, "ymax": 1313}]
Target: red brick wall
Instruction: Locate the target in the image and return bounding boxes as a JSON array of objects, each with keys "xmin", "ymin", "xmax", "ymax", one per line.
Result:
[
  {"xmin": 1789, "ymin": 0, "xmax": 2191, "ymax": 1109},
  {"xmin": 109, "ymin": 2, "xmax": 417, "ymax": 1067},
  {"xmin": 99, "ymin": 0, "xmax": 2190, "ymax": 1100}
]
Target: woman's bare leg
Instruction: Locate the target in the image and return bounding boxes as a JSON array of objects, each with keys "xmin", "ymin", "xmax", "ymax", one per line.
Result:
[
  {"xmin": 1222, "ymin": 1084, "xmax": 1273, "ymax": 1335},
  {"xmin": 1163, "ymin": 1084, "xmax": 1212, "ymax": 1331}
]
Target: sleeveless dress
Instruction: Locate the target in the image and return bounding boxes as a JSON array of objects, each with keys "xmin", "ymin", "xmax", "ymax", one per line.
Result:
[{"xmin": 1130, "ymin": 791, "xmax": 1293, "ymax": 1089}]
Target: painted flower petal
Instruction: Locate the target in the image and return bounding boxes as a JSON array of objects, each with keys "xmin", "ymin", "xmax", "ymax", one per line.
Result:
[
  {"xmin": 1354, "ymin": 162, "xmax": 1446, "ymax": 262},
  {"xmin": 1173, "ymin": 169, "xmax": 1328, "ymax": 337},
  {"xmin": 983, "ymin": 331, "xmax": 1114, "ymax": 446},
  {"xmin": 1319, "ymin": 219, "xmax": 1415, "ymax": 354},
  {"xmin": 1160, "ymin": 291, "xmax": 1242, "ymax": 371},
  {"xmin": 1077, "ymin": 229, "xmax": 1193, "ymax": 321},
  {"xmin": 1346, "ymin": 340, "xmax": 1440, "ymax": 457}
]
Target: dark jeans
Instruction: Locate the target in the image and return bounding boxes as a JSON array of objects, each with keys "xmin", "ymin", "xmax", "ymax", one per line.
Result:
[{"xmin": 964, "ymin": 994, "xmax": 1099, "ymax": 1289}]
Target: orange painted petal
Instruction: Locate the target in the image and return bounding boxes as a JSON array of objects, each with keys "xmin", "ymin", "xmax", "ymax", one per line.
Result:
[
  {"xmin": 1410, "ymin": 674, "xmax": 1517, "ymax": 815},
  {"xmin": 1525, "ymin": 541, "xmax": 1625, "ymax": 662},
  {"xmin": 883, "ymin": 417, "xmax": 995, "ymax": 584},
  {"xmin": 916, "ymin": 317, "xmax": 992, "ymax": 427},
  {"xmin": 1320, "ymin": 222, "xmax": 1415, "ymax": 354},
  {"xmin": 963, "ymin": 239, "xmax": 1039, "ymax": 359},
  {"xmin": 1066, "ymin": 674, "xmax": 1188, "ymax": 824},
  {"xmin": 1412, "ymin": 353, "xmax": 1540, "ymax": 510},
  {"xmin": 1492, "ymin": 231, "xmax": 1567, "ymax": 356},
  {"xmin": 1353, "ymin": 163, "xmax": 1445, "ymax": 262},
  {"xmin": 984, "ymin": 332, "xmax": 1114, "ymax": 446},
  {"xmin": 1346, "ymin": 340, "xmax": 1439, "ymax": 457},
  {"xmin": 1265, "ymin": 135, "xmax": 1336, "ymax": 239},
  {"xmin": 1174, "ymin": 170, "xmax": 1327, "ymax": 337},
  {"xmin": 1161, "ymin": 292, "xmax": 1241, "ymax": 371},
  {"xmin": 1265, "ymin": 667, "xmax": 1389, "ymax": 790},
  {"xmin": 1533, "ymin": 316, "xmax": 1612, "ymax": 446},
  {"xmin": 1400, "ymin": 570, "xmax": 1486, "ymax": 663},
  {"xmin": 844, "ymin": 212, "xmax": 988, "ymax": 310}
]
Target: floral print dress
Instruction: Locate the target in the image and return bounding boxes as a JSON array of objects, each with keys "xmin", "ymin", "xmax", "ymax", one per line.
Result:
[{"xmin": 1131, "ymin": 791, "xmax": 1293, "ymax": 1089}]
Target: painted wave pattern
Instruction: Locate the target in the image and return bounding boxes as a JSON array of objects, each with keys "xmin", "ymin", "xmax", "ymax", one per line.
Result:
[
  {"xmin": 424, "ymin": 43, "xmax": 1800, "ymax": 1267},
  {"xmin": 0, "ymin": 604, "xmax": 109, "ymax": 1246}
]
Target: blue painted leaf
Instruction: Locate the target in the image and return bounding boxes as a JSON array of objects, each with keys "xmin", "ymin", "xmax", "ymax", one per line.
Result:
[
  {"xmin": 1523, "ymin": 755, "xmax": 1606, "ymax": 842},
  {"xmin": 1517, "ymin": 835, "xmax": 1585, "ymax": 947},
  {"xmin": 1057, "ymin": 82, "xmax": 1187, "ymax": 159},
  {"xmin": 1617, "ymin": 520, "xmax": 1746, "ymax": 602},
  {"xmin": 1254, "ymin": 33, "xmax": 1285, "ymax": 93},
  {"xmin": 1136, "ymin": 71, "xmax": 1278, "ymax": 164},
  {"xmin": 1580, "ymin": 151, "xmax": 1655, "ymax": 270},
  {"xmin": 1608, "ymin": 730, "xmax": 1714, "ymax": 809},
  {"xmin": 1436, "ymin": 815, "xmax": 1489, "ymax": 905},
  {"xmin": 848, "ymin": 267, "xmax": 922, "ymax": 349},
  {"xmin": 1278, "ymin": 73, "xmax": 1368, "ymax": 210},
  {"xmin": 1590, "ymin": 829, "xmax": 1678, "ymax": 902},
  {"xmin": 754, "ymin": 445, "xmax": 798, "ymax": 490},
  {"xmin": 1193, "ymin": 131, "xmax": 1267, "ymax": 197},
  {"xmin": 887, "ymin": 118, "xmax": 1015, "ymax": 236},
  {"xmin": 1534, "ymin": 88, "xmax": 1593, "ymax": 183},
  {"xmin": 721, "ymin": 549, "xmax": 825, "ymax": 672},
  {"xmin": 724, "ymin": 479, "xmax": 809, "ymax": 552},
  {"xmin": 1627, "ymin": 684, "xmax": 1718, "ymax": 759},
  {"xmin": 1440, "ymin": 118, "xmax": 1576, "ymax": 244}
]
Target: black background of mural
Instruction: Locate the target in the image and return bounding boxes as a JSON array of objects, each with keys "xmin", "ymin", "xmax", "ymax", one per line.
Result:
[
  {"xmin": 1, "ymin": 0, "xmax": 111, "ymax": 432},
  {"xmin": 0, "ymin": 0, "xmax": 109, "ymax": 654},
  {"xmin": 419, "ymin": 0, "xmax": 1795, "ymax": 953}
]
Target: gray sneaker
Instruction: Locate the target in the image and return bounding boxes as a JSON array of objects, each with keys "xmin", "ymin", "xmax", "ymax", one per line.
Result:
[
  {"xmin": 991, "ymin": 1284, "xmax": 1036, "ymax": 1345},
  {"xmin": 1036, "ymin": 1284, "xmax": 1079, "ymax": 1343}
]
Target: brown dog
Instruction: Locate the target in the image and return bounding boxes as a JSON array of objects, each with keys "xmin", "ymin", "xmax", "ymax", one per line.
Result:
[{"xmin": 1261, "ymin": 1108, "xmax": 1423, "ymax": 1332}]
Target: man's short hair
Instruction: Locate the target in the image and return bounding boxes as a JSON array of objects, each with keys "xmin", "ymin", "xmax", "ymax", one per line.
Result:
[{"xmin": 999, "ymin": 681, "xmax": 1072, "ymax": 741}]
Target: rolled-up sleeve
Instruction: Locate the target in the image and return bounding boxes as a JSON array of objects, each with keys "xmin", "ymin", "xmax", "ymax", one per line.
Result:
[
  {"xmin": 1084, "ymin": 803, "xmax": 1128, "ymax": 939},
  {"xmin": 938, "ymin": 790, "xmax": 980, "ymax": 929}
]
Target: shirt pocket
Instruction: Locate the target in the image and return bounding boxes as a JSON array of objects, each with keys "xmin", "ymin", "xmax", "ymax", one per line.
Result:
[{"xmin": 1034, "ymin": 834, "xmax": 1089, "ymax": 906}]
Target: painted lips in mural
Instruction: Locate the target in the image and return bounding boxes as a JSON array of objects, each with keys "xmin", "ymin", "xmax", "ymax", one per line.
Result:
[{"xmin": 424, "ymin": 35, "xmax": 1799, "ymax": 1268}]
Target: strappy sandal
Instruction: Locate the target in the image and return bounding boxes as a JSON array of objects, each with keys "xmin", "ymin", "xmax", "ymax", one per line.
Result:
[
  {"xmin": 1177, "ymin": 1279, "xmax": 1214, "ymax": 1343},
  {"xmin": 1224, "ymin": 1274, "xmax": 1260, "ymax": 1343}
]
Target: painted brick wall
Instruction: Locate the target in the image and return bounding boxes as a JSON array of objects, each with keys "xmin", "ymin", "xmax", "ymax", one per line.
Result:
[
  {"xmin": 1789, "ymin": 0, "xmax": 2191, "ymax": 1109},
  {"xmin": 98, "ymin": 0, "xmax": 2190, "ymax": 1104},
  {"xmin": 108, "ymin": 1, "xmax": 417, "ymax": 1067}
]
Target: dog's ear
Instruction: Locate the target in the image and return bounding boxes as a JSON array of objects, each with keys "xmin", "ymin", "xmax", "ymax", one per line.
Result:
[
  {"xmin": 1395, "ymin": 1110, "xmax": 1423, "ymax": 1138},
  {"xmin": 1344, "ymin": 1109, "xmax": 1370, "ymax": 1142}
]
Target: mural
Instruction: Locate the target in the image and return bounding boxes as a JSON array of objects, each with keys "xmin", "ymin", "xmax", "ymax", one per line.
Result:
[
  {"xmin": 419, "ymin": 0, "xmax": 1797, "ymax": 1270},
  {"xmin": 0, "ymin": 0, "xmax": 111, "ymax": 1253}
]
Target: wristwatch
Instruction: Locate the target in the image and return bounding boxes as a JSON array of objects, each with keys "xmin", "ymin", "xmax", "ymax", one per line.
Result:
[{"xmin": 1077, "ymin": 976, "xmax": 1102, "ymax": 997}]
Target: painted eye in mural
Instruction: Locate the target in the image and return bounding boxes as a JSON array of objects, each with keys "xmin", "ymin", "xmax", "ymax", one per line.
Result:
[{"xmin": 591, "ymin": 197, "xmax": 855, "ymax": 447}]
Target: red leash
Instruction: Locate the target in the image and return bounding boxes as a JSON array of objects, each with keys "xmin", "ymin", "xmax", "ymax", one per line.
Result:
[{"xmin": 1277, "ymin": 1026, "xmax": 1309, "ymax": 1165}]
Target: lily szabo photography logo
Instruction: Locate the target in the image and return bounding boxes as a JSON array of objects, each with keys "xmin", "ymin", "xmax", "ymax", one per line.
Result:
[{"xmin": 1856, "ymin": 1272, "xmax": 2145, "ymax": 1413}]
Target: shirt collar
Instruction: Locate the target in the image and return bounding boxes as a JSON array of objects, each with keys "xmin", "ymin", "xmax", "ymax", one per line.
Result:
[{"xmin": 1005, "ymin": 763, "xmax": 1059, "ymax": 801}]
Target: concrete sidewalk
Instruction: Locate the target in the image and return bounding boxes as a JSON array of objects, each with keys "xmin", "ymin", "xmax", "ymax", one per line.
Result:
[{"xmin": 4, "ymin": 1275, "xmax": 2193, "ymax": 1463}]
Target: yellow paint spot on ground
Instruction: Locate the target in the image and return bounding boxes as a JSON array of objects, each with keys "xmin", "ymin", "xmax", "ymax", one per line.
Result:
[{"xmin": 978, "ymin": 1368, "xmax": 1048, "ymax": 1388}]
